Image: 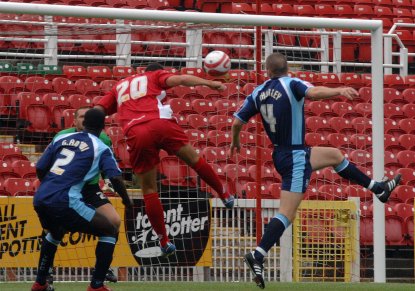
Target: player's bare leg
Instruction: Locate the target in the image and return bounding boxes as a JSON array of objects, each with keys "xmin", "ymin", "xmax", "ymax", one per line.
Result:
[
  {"xmin": 137, "ymin": 168, "xmax": 176, "ymax": 256},
  {"xmin": 176, "ymin": 144, "xmax": 234, "ymax": 208},
  {"xmin": 310, "ymin": 147, "xmax": 401, "ymax": 202}
]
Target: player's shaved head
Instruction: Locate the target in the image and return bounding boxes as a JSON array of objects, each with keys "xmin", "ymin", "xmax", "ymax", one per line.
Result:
[
  {"xmin": 145, "ymin": 62, "xmax": 164, "ymax": 72},
  {"xmin": 83, "ymin": 108, "xmax": 105, "ymax": 136},
  {"xmin": 266, "ymin": 53, "xmax": 288, "ymax": 78}
]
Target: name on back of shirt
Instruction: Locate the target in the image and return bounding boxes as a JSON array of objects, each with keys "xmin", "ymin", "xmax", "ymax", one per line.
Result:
[
  {"xmin": 61, "ymin": 138, "xmax": 90, "ymax": 152},
  {"xmin": 259, "ymin": 89, "xmax": 282, "ymax": 102}
]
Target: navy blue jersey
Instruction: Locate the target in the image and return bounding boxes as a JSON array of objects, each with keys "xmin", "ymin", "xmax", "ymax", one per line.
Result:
[
  {"xmin": 235, "ymin": 76, "xmax": 313, "ymax": 147},
  {"xmin": 34, "ymin": 132, "xmax": 121, "ymax": 207}
]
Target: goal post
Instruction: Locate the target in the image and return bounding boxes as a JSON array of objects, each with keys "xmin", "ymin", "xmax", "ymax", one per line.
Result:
[{"xmin": 0, "ymin": 1, "xmax": 386, "ymax": 283}]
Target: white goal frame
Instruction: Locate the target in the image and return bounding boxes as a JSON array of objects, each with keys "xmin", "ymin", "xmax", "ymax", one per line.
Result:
[{"xmin": 0, "ymin": 2, "xmax": 386, "ymax": 282}]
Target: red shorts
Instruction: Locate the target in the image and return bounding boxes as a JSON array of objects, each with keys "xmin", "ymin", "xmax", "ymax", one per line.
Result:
[{"xmin": 126, "ymin": 118, "xmax": 189, "ymax": 174}]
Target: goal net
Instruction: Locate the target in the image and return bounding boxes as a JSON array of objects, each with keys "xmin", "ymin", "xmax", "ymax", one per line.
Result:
[{"xmin": 0, "ymin": 2, "xmax": 385, "ymax": 284}]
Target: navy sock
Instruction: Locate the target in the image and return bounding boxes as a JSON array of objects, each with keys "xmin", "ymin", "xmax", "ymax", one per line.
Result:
[
  {"xmin": 91, "ymin": 236, "xmax": 116, "ymax": 288},
  {"xmin": 254, "ymin": 213, "xmax": 290, "ymax": 262},
  {"xmin": 36, "ymin": 233, "xmax": 60, "ymax": 285},
  {"xmin": 334, "ymin": 159, "xmax": 383, "ymax": 194}
]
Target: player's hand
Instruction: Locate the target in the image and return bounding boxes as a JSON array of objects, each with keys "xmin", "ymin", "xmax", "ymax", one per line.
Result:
[
  {"xmin": 209, "ymin": 81, "xmax": 226, "ymax": 91},
  {"xmin": 340, "ymin": 87, "xmax": 359, "ymax": 100},
  {"xmin": 102, "ymin": 179, "xmax": 115, "ymax": 193},
  {"xmin": 230, "ymin": 141, "xmax": 241, "ymax": 156}
]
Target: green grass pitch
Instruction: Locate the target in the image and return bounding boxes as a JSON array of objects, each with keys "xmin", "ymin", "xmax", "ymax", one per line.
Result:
[{"xmin": 1, "ymin": 282, "xmax": 414, "ymax": 290}]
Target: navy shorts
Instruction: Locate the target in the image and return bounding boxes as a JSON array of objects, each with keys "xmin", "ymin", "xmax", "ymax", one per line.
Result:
[
  {"xmin": 273, "ymin": 146, "xmax": 312, "ymax": 193},
  {"xmin": 34, "ymin": 202, "xmax": 102, "ymax": 239},
  {"xmin": 82, "ymin": 184, "xmax": 111, "ymax": 208}
]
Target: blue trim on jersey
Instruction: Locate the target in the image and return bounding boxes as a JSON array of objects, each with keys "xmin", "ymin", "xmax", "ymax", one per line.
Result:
[
  {"xmin": 274, "ymin": 213, "xmax": 291, "ymax": 229},
  {"xmin": 334, "ymin": 158, "xmax": 349, "ymax": 173},
  {"xmin": 233, "ymin": 113, "xmax": 248, "ymax": 124},
  {"xmin": 280, "ymin": 77, "xmax": 304, "ymax": 145},
  {"xmin": 68, "ymin": 183, "xmax": 95, "ymax": 222},
  {"xmin": 46, "ymin": 233, "xmax": 61, "ymax": 246},
  {"xmin": 99, "ymin": 236, "xmax": 117, "ymax": 244},
  {"xmin": 290, "ymin": 150, "xmax": 306, "ymax": 192}
]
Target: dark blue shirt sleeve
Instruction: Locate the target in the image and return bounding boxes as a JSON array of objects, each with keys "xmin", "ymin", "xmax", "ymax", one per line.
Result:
[
  {"xmin": 36, "ymin": 143, "xmax": 55, "ymax": 172},
  {"xmin": 290, "ymin": 78, "xmax": 314, "ymax": 101},
  {"xmin": 99, "ymin": 148, "xmax": 122, "ymax": 179},
  {"xmin": 234, "ymin": 95, "xmax": 258, "ymax": 123}
]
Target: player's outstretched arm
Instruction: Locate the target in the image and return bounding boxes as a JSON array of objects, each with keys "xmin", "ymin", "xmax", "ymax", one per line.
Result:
[
  {"xmin": 166, "ymin": 75, "xmax": 226, "ymax": 91},
  {"xmin": 230, "ymin": 118, "xmax": 244, "ymax": 156},
  {"xmin": 306, "ymin": 86, "xmax": 359, "ymax": 101},
  {"xmin": 110, "ymin": 176, "xmax": 133, "ymax": 209}
]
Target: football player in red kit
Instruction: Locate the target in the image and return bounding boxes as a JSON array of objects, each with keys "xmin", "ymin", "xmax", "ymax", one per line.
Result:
[{"xmin": 95, "ymin": 63, "xmax": 235, "ymax": 256}]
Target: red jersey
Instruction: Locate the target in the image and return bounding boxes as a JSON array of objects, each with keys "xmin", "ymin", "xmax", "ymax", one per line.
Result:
[{"xmin": 98, "ymin": 70, "xmax": 174, "ymax": 133}]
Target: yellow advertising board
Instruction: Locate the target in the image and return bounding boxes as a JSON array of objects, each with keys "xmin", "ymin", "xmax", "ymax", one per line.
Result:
[{"xmin": 0, "ymin": 196, "xmax": 212, "ymax": 267}]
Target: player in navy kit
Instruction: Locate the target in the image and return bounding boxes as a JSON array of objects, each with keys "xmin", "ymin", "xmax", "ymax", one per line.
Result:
[
  {"xmin": 31, "ymin": 109, "xmax": 132, "ymax": 291},
  {"xmin": 231, "ymin": 53, "xmax": 401, "ymax": 289}
]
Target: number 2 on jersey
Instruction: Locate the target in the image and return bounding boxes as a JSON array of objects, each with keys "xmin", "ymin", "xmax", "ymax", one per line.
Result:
[
  {"xmin": 260, "ymin": 104, "xmax": 276, "ymax": 133},
  {"xmin": 117, "ymin": 75, "xmax": 148, "ymax": 104},
  {"xmin": 50, "ymin": 148, "xmax": 75, "ymax": 175}
]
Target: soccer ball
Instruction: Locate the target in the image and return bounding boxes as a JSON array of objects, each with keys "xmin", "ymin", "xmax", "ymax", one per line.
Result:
[{"xmin": 203, "ymin": 50, "xmax": 231, "ymax": 76}]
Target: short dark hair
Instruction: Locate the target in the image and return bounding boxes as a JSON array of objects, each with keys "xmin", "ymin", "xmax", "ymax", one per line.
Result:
[
  {"xmin": 145, "ymin": 62, "xmax": 164, "ymax": 72},
  {"xmin": 266, "ymin": 53, "xmax": 288, "ymax": 77},
  {"xmin": 83, "ymin": 108, "xmax": 105, "ymax": 131}
]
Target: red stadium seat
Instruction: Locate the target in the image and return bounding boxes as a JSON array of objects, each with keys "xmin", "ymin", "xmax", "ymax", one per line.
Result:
[
  {"xmin": 328, "ymin": 117, "xmax": 355, "ymax": 135},
  {"xmin": 398, "ymin": 118, "xmax": 415, "ymax": 134},
  {"xmin": 397, "ymin": 168, "xmax": 415, "ymax": 186},
  {"xmin": 168, "ymin": 99, "xmax": 195, "ymax": 115},
  {"xmin": 334, "ymin": 5, "xmax": 355, "ymax": 18},
  {"xmin": 13, "ymin": 92, "xmax": 43, "ymax": 119},
  {"xmin": 195, "ymin": 85, "xmax": 223, "ymax": 101},
  {"xmin": 203, "ymin": 33, "xmax": 231, "ymax": 56},
  {"xmin": 113, "ymin": 138, "xmax": 131, "ymax": 168},
  {"xmin": 393, "ymin": 7, "xmax": 412, "ymax": 18},
  {"xmin": 26, "ymin": 105, "xmax": 53, "ymax": 132},
  {"xmin": 345, "ymin": 185, "xmax": 372, "ymax": 202},
  {"xmin": 326, "ymin": 133, "xmax": 349, "ymax": 148},
  {"xmin": 52, "ymin": 77, "xmax": 78, "ymax": 96},
  {"xmin": 308, "ymin": 100, "xmax": 336, "ymax": 118},
  {"xmin": 106, "ymin": 126, "xmax": 124, "ymax": 145},
  {"xmin": 100, "ymin": 80, "xmax": 117, "ymax": 93},
  {"xmin": 395, "ymin": 186, "xmax": 415, "ymax": 205},
  {"xmin": 384, "ymin": 74, "xmax": 406, "ymax": 90},
  {"xmin": 24, "ymin": 76, "xmax": 54, "ymax": 94},
  {"xmin": 305, "ymin": 116, "xmax": 332, "ymax": 134},
  {"xmin": 349, "ymin": 133, "xmax": 371, "ymax": 150},
  {"xmin": 173, "ymin": 86, "xmax": 201, "ymax": 100},
  {"xmin": 186, "ymin": 114, "xmax": 209, "ymax": 131},
  {"xmin": 384, "ymin": 150, "xmax": 401, "ymax": 169},
  {"xmin": 227, "ymin": 70, "xmax": 250, "ymax": 85},
  {"xmin": 354, "ymin": 103, "xmax": 372, "ymax": 118},
  {"xmin": 75, "ymin": 79, "xmax": 101, "ymax": 97},
  {"xmin": 11, "ymin": 160, "xmax": 36, "ymax": 179},
  {"xmin": 351, "ymin": 117, "xmax": 372, "ymax": 134},
  {"xmin": 222, "ymin": 163, "xmax": 252, "ymax": 183},
  {"xmin": 267, "ymin": 183, "xmax": 281, "ymax": 199},
  {"xmin": 68, "ymin": 94, "xmax": 92, "ymax": 109},
  {"xmin": 112, "ymin": 66, "xmax": 133, "ymax": 80},
  {"xmin": 354, "ymin": 5, "xmax": 374, "ymax": 18},
  {"xmin": 87, "ymin": 66, "xmax": 112, "ymax": 82},
  {"xmin": 208, "ymin": 115, "xmax": 233, "ymax": 131},
  {"xmin": 396, "ymin": 150, "xmax": 415, "ymax": 168},
  {"xmin": 43, "ymin": 93, "xmax": 71, "ymax": 129},
  {"xmin": 340, "ymin": 73, "xmax": 364, "ymax": 89},
  {"xmin": 293, "ymin": 5, "xmax": 317, "ymax": 16},
  {"xmin": 247, "ymin": 165, "xmax": 278, "ymax": 185},
  {"xmin": 315, "ymin": 4, "xmax": 337, "ymax": 16},
  {"xmin": 230, "ymin": 32, "xmax": 253, "ymax": 59},
  {"xmin": 315, "ymin": 73, "xmax": 342, "ymax": 87},
  {"xmin": 201, "ymin": 146, "xmax": 229, "ymax": 166},
  {"xmin": 207, "ymin": 130, "xmax": 232, "ymax": 147},
  {"xmin": 235, "ymin": 147, "xmax": 256, "ymax": 167},
  {"xmin": 221, "ymin": 3, "xmax": 254, "ymax": 14},
  {"xmin": 384, "ymin": 134, "xmax": 402, "ymax": 153},
  {"xmin": 62, "ymin": 109, "xmax": 76, "ymax": 128},
  {"xmin": 332, "ymin": 102, "xmax": 361, "ymax": 118},
  {"xmin": 159, "ymin": 156, "xmax": 195, "ymax": 187},
  {"xmin": 184, "ymin": 129, "xmax": 209, "ymax": 148},
  {"xmin": 191, "ymin": 99, "xmax": 216, "ymax": 116},
  {"xmin": 273, "ymin": 4, "xmax": 295, "ymax": 16},
  {"xmin": 318, "ymin": 184, "xmax": 345, "ymax": 200},
  {"xmin": 357, "ymin": 87, "xmax": 372, "ymax": 103},
  {"xmin": 305, "ymin": 133, "xmax": 327, "ymax": 147},
  {"xmin": 384, "ymin": 88, "xmax": 405, "ymax": 105},
  {"xmin": 0, "ymin": 76, "xmax": 25, "ymax": 94},
  {"xmin": 63, "ymin": 65, "xmax": 88, "ymax": 81},
  {"xmin": 242, "ymin": 182, "xmax": 268, "ymax": 199},
  {"xmin": 385, "ymin": 204, "xmax": 406, "ymax": 245},
  {"xmin": 180, "ymin": 67, "xmax": 206, "ymax": 78},
  {"xmin": 214, "ymin": 100, "xmax": 238, "ymax": 116},
  {"xmin": 360, "ymin": 202, "xmax": 374, "ymax": 245},
  {"xmin": 385, "ymin": 118, "xmax": 403, "ymax": 136},
  {"xmin": 2, "ymin": 178, "xmax": 34, "ymax": 196},
  {"xmin": 398, "ymin": 134, "xmax": 415, "ymax": 151},
  {"xmin": 349, "ymin": 149, "xmax": 372, "ymax": 167},
  {"xmin": 296, "ymin": 71, "xmax": 318, "ymax": 83},
  {"xmin": 384, "ymin": 103, "xmax": 406, "ymax": 120},
  {"xmin": 403, "ymin": 76, "xmax": 415, "ymax": 90},
  {"xmin": 402, "ymin": 103, "xmax": 415, "ymax": 118}
]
